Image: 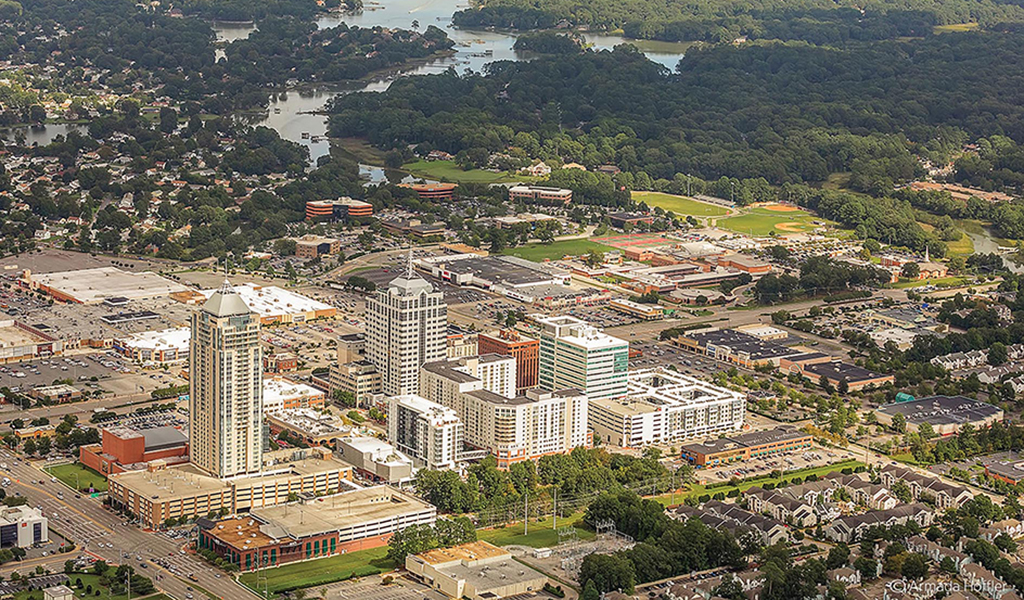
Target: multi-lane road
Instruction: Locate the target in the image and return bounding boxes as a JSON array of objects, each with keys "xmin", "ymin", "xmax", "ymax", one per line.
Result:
[{"xmin": 0, "ymin": 454, "xmax": 252, "ymax": 599}]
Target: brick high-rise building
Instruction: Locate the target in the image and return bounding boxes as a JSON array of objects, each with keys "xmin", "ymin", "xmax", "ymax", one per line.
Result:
[{"xmin": 478, "ymin": 330, "xmax": 539, "ymax": 394}]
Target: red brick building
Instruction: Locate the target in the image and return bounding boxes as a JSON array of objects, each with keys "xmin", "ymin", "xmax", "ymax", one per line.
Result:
[
  {"xmin": 478, "ymin": 330, "xmax": 539, "ymax": 394},
  {"xmin": 79, "ymin": 426, "xmax": 189, "ymax": 476}
]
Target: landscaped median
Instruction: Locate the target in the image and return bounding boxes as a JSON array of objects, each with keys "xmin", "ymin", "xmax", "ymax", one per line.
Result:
[{"xmin": 236, "ymin": 546, "xmax": 395, "ymax": 597}]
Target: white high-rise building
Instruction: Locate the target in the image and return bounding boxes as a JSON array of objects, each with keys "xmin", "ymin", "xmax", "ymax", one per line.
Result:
[
  {"xmin": 534, "ymin": 315, "xmax": 629, "ymax": 400},
  {"xmin": 189, "ymin": 282, "xmax": 264, "ymax": 479},
  {"xmin": 387, "ymin": 394, "xmax": 461, "ymax": 470},
  {"xmin": 420, "ymin": 355, "xmax": 589, "ymax": 468},
  {"xmin": 366, "ymin": 255, "xmax": 447, "ymax": 396}
]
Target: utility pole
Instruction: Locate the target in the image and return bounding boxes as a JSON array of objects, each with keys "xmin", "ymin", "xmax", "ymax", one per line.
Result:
[
  {"xmin": 524, "ymin": 494, "xmax": 528, "ymax": 536},
  {"xmin": 553, "ymin": 488, "xmax": 557, "ymax": 531}
]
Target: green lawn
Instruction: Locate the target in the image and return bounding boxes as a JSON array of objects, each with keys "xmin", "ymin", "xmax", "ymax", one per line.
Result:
[
  {"xmin": 502, "ymin": 239, "xmax": 615, "ymax": 262},
  {"xmin": 632, "ymin": 191, "xmax": 730, "ymax": 217},
  {"xmin": 237, "ymin": 546, "xmax": 394, "ymax": 595},
  {"xmin": 719, "ymin": 207, "xmax": 821, "ymax": 236},
  {"xmin": 45, "ymin": 462, "xmax": 108, "ymax": 492},
  {"xmin": 892, "ymin": 276, "xmax": 970, "ymax": 289},
  {"xmin": 652, "ymin": 459, "xmax": 865, "ymax": 506},
  {"xmin": 478, "ymin": 512, "xmax": 594, "ymax": 548},
  {"xmin": 402, "ymin": 159, "xmax": 528, "ymax": 184},
  {"xmin": 934, "ymin": 22, "xmax": 979, "ymax": 33},
  {"xmin": 15, "ymin": 573, "xmax": 160, "ymax": 600},
  {"xmin": 945, "ymin": 232, "xmax": 974, "ymax": 256}
]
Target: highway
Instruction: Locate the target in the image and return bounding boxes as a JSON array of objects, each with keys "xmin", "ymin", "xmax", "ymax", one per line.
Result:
[{"xmin": 0, "ymin": 453, "xmax": 253, "ymax": 600}]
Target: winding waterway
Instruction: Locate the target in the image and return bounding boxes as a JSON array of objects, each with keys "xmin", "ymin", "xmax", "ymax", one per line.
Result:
[{"xmin": 216, "ymin": 0, "xmax": 692, "ymax": 166}]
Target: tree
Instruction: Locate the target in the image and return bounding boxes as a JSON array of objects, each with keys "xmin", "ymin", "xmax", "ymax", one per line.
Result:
[
  {"xmin": 581, "ymin": 581, "xmax": 600, "ymax": 600},
  {"xmin": 891, "ymin": 480, "xmax": 912, "ymax": 503},
  {"xmin": 989, "ymin": 342, "xmax": 1008, "ymax": 366},
  {"xmin": 901, "ymin": 262, "xmax": 920, "ymax": 279},
  {"xmin": 890, "ymin": 413, "xmax": 906, "ymax": 434},
  {"xmin": 159, "ymin": 107, "xmax": 178, "ymax": 134},
  {"xmin": 579, "ymin": 553, "xmax": 635, "ymax": 594},
  {"xmin": 900, "ymin": 553, "xmax": 929, "ymax": 579},
  {"xmin": 853, "ymin": 556, "xmax": 877, "ymax": 581},
  {"xmin": 826, "ymin": 543, "xmax": 850, "ymax": 569},
  {"xmin": 22, "ymin": 439, "xmax": 36, "ymax": 456}
]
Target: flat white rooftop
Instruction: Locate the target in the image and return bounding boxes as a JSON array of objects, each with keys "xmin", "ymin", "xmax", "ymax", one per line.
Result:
[
  {"xmin": 533, "ymin": 314, "xmax": 628, "ymax": 351},
  {"xmin": 32, "ymin": 267, "xmax": 188, "ymax": 304},
  {"xmin": 117, "ymin": 327, "xmax": 190, "ymax": 351},
  {"xmin": 199, "ymin": 283, "xmax": 332, "ymax": 319}
]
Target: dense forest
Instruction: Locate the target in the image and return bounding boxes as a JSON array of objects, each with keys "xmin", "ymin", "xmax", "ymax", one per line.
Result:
[
  {"xmin": 453, "ymin": 0, "xmax": 1024, "ymax": 43},
  {"xmin": 327, "ymin": 35, "xmax": 1024, "ymax": 187},
  {"xmin": 0, "ymin": 0, "xmax": 451, "ymax": 114},
  {"xmin": 329, "ymin": 33, "xmax": 1024, "ymax": 244}
]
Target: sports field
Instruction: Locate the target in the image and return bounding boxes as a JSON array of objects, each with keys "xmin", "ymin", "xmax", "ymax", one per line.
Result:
[
  {"xmin": 402, "ymin": 160, "xmax": 526, "ymax": 184},
  {"xmin": 719, "ymin": 205, "xmax": 820, "ymax": 236},
  {"xmin": 502, "ymin": 239, "xmax": 614, "ymax": 262},
  {"xmin": 594, "ymin": 232, "xmax": 674, "ymax": 250},
  {"xmin": 632, "ymin": 191, "xmax": 731, "ymax": 217}
]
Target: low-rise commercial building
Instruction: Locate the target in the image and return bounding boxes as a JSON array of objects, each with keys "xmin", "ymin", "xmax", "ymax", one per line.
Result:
[
  {"xmin": 589, "ymin": 368, "xmax": 745, "ymax": 448},
  {"xmin": 305, "ymin": 198, "xmax": 373, "ymax": 221},
  {"xmin": 262, "ymin": 377, "xmax": 326, "ymax": 414},
  {"xmin": 114, "ymin": 328, "xmax": 190, "ymax": 365},
  {"xmin": 507, "ymin": 185, "xmax": 572, "ymax": 205},
  {"xmin": 608, "ymin": 298, "xmax": 664, "ymax": 320},
  {"xmin": 0, "ymin": 320, "xmax": 63, "ymax": 364},
  {"xmin": 398, "ymin": 183, "xmax": 458, "ymax": 202},
  {"xmin": 194, "ymin": 283, "xmax": 336, "ymax": 325},
  {"xmin": 876, "ymin": 395, "xmax": 1003, "ymax": 436},
  {"xmin": 29, "ymin": 384, "xmax": 82, "ymax": 404},
  {"xmin": 267, "ymin": 409, "xmax": 348, "ymax": 446},
  {"xmin": 0, "ymin": 506, "xmax": 48, "ymax": 548},
  {"xmin": 680, "ymin": 426, "xmax": 811, "ymax": 467},
  {"xmin": 406, "ymin": 541, "xmax": 548, "ymax": 600},
  {"xmin": 200, "ymin": 485, "xmax": 435, "ymax": 571},
  {"xmin": 293, "ymin": 235, "xmax": 341, "ymax": 259},
  {"xmin": 335, "ymin": 437, "xmax": 414, "ymax": 484},
  {"xmin": 80, "ymin": 426, "xmax": 189, "ymax": 476}
]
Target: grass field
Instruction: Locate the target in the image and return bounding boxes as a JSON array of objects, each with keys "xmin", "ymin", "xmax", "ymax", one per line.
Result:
[
  {"xmin": 934, "ymin": 22, "xmax": 979, "ymax": 33},
  {"xmin": 946, "ymin": 232, "xmax": 974, "ymax": 256},
  {"xmin": 478, "ymin": 512, "xmax": 594, "ymax": 548},
  {"xmin": 45, "ymin": 462, "xmax": 107, "ymax": 492},
  {"xmin": 402, "ymin": 160, "xmax": 527, "ymax": 184},
  {"xmin": 502, "ymin": 239, "xmax": 614, "ymax": 262},
  {"xmin": 651, "ymin": 459, "xmax": 865, "ymax": 506},
  {"xmin": 892, "ymin": 276, "xmax": 971, "ymax": 289},
  {"xmin": 632, "ymin": 191, "xmax": 730, "ymax": 217},
  {"xmin": 237, "ymin": 546, "xmax": 394, "ymax": 595},
  {"xmin": 719, "ymin": 207, "xmax": 820, "ymax": 236}
]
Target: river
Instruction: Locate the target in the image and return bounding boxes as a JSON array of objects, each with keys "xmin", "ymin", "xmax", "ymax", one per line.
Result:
[
  {"xmin": 214, "ymin": 0, "xmax": 692, "ymax": 166},
  {"xmin": 967, "ymin": 231, "xmax": 1024, "ymax": 274}
]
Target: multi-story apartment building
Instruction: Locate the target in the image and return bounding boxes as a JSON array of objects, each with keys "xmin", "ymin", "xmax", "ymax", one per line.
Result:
[
  {"xmin": 387, "ymin": 394, "xmax": 462, "ymax": 471},
  {"xmin": 189, "ymin": 282, "xmax": 264, "ymax": 479},
  {"xmin": 366, "ymin": 256, "xmax": 447, "ymax": 396},
  {"xmin": 420, "ymin": 356, "xmax": 589, "ymax": 468},
  {"xmin": 534, "ymin": 315, "xmax": 628, "ymax": 400},
  {"xmin": 589, "ymin": 368, "xmax": 745, "ymax": 448}
]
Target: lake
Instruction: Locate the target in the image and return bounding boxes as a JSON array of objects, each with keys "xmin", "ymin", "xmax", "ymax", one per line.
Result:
[{"xmin": 214, "ymin": 0, "xmax": 691, "ymax": 167}]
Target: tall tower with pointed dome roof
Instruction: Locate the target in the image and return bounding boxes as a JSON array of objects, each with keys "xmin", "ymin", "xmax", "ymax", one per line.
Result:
[{"xmin": 189, "ymin": 281, "xmax": 263, "ymax": 478}]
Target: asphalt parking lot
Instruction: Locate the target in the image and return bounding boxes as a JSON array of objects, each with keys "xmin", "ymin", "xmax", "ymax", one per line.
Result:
[{"xmin": 0, "ymin": 355, "xmax": 112, "ymax": 391}]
